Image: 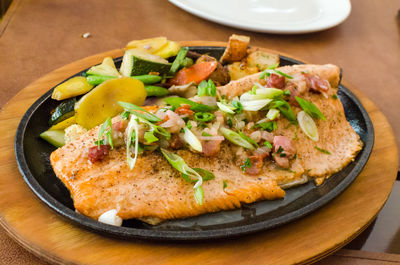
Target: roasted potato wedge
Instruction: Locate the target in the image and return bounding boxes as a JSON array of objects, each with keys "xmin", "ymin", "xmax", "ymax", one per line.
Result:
[
  {"xmin": 247, "ymin": 50, "xmax": 280, "ymax": 71},
  {"xmin": 227, "ymin": 62, "xmax": 258, "ymax": 81},
  {"xmin": 220, "ymin": 34, "xmax": 250, "ymax": 64}
]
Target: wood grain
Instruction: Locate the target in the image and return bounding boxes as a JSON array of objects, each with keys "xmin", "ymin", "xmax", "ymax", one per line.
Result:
[{"xmin": 0, "ymin": 42, "xmax": 398, "ymax": 265}]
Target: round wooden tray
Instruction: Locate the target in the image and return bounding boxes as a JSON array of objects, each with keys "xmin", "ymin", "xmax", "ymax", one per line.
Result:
[{"xmin": 0, "ymin": 42, "xmax": 398, "ymax": 264}]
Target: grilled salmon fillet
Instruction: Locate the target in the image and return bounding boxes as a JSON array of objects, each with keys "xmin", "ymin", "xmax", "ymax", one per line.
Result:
[{"xmin": 50, "ymin": 64, "xmax": 362, "ymax": 223}]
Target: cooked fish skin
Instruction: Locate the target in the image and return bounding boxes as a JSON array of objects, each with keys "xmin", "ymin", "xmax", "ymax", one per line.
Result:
[
  {"xmin": 217, "ymin": 64, "xmax": 341, "ymax": 99},
  {"xmin": 50, "ymin": 63, "xmax": 362, "ymax": 223}
]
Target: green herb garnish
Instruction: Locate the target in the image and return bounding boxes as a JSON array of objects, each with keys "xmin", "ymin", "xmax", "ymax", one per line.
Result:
[
  {"xmin": 295, "ymin": 97, "xmax": 326, "ymax": 121},
  {"xmin": 259, "ymin": 63, "xmax": 279, "ymax": 79},
  {"xmin": 202, "ymin": 132, "xmax": 212, "ymax": 136},
  {"xmin": 256, "ymin": 121, "xmax": 277, "ymax": 132},
  {"xmin": 238, "ymin": 130, "xmax": 259, "ymax": 148},
  {"xmin": 195, "ymin": 112, "xmax": 215, "ymax": 122},
  {"xmin": 264, "ymin": 141, "xmax": 272, "ymax": 149},
  {"xmin": 227, "ymin": 117, "xmax": 233, "ymax": 128},
  {"xmin": 332, "ymin": 94, "xmax": 338, "ymax": 100},
  {"xmin": 219, "ymin": 127, "xmax": 255, "ymax": 150},
  {"xmin": 223, "ymin": 180, "xmax": 228, "ymax": 189},
  {"xmin": 314, "ymin": 146, "xmax": 331, "ymax": 155},
  {"xmin": 231, "ymin": 100, "xmax": 243, "ymax": 114},
  {"xmin": 241, "ymin": 158, "xmax": 252, "ymax": 172}
]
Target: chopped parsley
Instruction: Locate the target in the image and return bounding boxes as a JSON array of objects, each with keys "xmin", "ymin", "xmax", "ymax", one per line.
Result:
[
  {"xmin": 227, "ymin": 117, "xmax": 233, "ymax": 128},
  {"xmin": 256, "ymin": 121, "xmax": 277, "ymax": 132},
  {"xmin": 231, "ymin": 100, "xmax": 243, "ymax": 114},
  {"xmin": 241, "ymin": 158, "xmax": 252, "ymax": 172},
  {"xmin": 263, "ymin": 141, "xmax": 272, "ymax": 149},
  {"xmin": 223, "ymin": 180, "xmax": 228, "ymax": 189}
]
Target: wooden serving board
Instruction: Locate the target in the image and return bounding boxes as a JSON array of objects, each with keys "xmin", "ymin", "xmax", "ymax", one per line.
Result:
[{"xmin": 0, "ymin": 42, "xmax": 398, "ymax": 265}]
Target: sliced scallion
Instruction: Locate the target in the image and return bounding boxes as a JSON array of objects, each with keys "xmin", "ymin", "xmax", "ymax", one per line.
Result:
[
  {"xmin": 183, "ymin": 127, "xmax": 202, "ymax": 152},
  {"xmin": 219, "ymin": 127, "xmax": 255, "ymax": 150}
]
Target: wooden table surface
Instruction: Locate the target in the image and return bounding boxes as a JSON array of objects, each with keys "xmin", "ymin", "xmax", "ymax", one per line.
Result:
[{"xmin": 0, "ymin": 0, "xmax": 399, "ymax": 264}]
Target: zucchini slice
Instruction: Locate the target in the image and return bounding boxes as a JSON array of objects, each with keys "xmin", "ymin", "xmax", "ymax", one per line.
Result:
[
  {"xmin": 119, "ymin": 49, "xmax": 171, "ymax": 77},
  {"xmin": 40, "ymin": 130, "xmax": 65, "ymax": 147},
  {"xmin": 49, "ymin": 98, "xmax": 76, "ymax": 125}
]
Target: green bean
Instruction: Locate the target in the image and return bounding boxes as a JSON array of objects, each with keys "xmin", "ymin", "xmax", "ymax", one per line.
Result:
[
  {"xmin": 145, "ymin": 85, "xmax": 169, "ymax": 97},
  {"xmin": 132, "ymin": 75, "xmax": 163, "ymax": 84},
  {"xmin": 86, "ymin": 74, "xmax": 115, "ymax": 85}
]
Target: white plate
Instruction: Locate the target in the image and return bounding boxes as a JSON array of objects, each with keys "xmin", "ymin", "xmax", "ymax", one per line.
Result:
[{"xmin": 169, "ymin": 0, "xmax": 351, "ymax": 34}]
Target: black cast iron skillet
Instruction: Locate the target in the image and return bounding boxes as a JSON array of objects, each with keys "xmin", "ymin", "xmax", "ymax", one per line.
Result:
[{"xmin": 15, "ymin": 46, "xmax": 374, "ymax": 241}]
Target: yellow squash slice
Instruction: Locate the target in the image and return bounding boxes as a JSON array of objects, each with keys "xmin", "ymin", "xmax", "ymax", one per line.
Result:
[
  {"xmin": 75, "ymin": 77, "xmax": 146, "ymax": 129},
  {"xmin": 51, "ymin": 77, "xmax": 94, "ymax": 100}
]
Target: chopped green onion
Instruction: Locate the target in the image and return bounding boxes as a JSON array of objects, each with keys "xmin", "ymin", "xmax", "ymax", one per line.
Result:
[
  {"xmin": 97, "ymin": 117, "xmax": 113, "ymax": 149},
  {"xmin": 270, "ymin": 99, "xmax": 297, "ymax": 124},
  {"xmin": 297, "ymin": 111, "xmax": 319, "ymax": 141},
  {"xmin": 160, "ymin": 148, "xmax": 205, "ymax": 205},
  {"xmin": 332, "ymin": 94, "xmax": 338, "ymax": 100},
  {"xmin": 197, "ymin": 79, "xmax": 216, "ymax": 97},
  {"xmin": 118, "ymin": 101, "xmax": 161, "ymax": 122},
  {"xmin": 241, "ymin": 99, "xmax": 272, "ymax": 111},
  {"xmin": 126, "ymin": 114, "xmax": 140, "ymax": 170},
  {"xmin": 121, "ymin": 111, "xmax": 130, "ymax": 120},
  {"xmin": 144, "ymin": 131, "xmax": 159, "ymax": 144},
  {"xmin": 283, "ymin": 90, "xmax": 291, "ymax": 96},
  {"xmin": 251, "ymin": 85, "xmax": 257, "ymax": 95},
  {"xmin": 192, "ymin": 168, "xmax": 215, "ymax": 181},
  {"xmin": 238, "ymin": 130, "xmax": 259, "ymax": 148},
  {"xmin": 186, "ymin": 121, "xmax": 192, "ymax": 129},
  {"xmin": 194, "ymin": 186, "xmax": 204, "ymax": 205},
  {"xmin": 216, "ymin": 102, "xmax": 235, "ymax": 114},
  {"xmin": 266, "ymin": 108, "xmax": 280, "ymax": 121},
  {"xmin": 264, "ymin": 141, "xmax": 272, "ymax": 149},
  {"xmin": 259, "ymin": 63, "xmax": 279, "ymax": 79},
  {"xmin": 219, "ymin": 127, "xmax": 255, "ymax": 150},
  {"xmin": 183, "ymin": 127, "xmax": 202, "ymax": 152},
  {"xmin": 274, "ymin": 70, "xmax": 293, "ymax": 79},
  {"xmin": 241, "ymin": 158, "xmax": 252, "ymax": 172},
  {"xmin": 164, "ymin": 97, "xmax": 216, "ymax": 112},
  {"xmin": 295, "ymin": 97, "xmax": 326, "ymax": 121},
  {"xmin": 240, "ymin": 86, "xmax": 283, "ymax": 102},
  {"xmin": 315, "ymin": 146, "xmax": 331, "ymax": 155},
  {"xmin": 223, "ymin": 180, "xmax": 228, "ymax": 189},
  {"xmin": 194, "ymin": 112, "xmax": 215, "ymax": 122},
  {"xmin": 170, "ymin": 47, "xmax": 188, "ymax": 74},
  {"xmin": 202, "ymin": 132, "xmax": 212, "ymax": 136},
  {"xmin": 138, "ymin": 118, "xmax": 171, "ymax": 140}
]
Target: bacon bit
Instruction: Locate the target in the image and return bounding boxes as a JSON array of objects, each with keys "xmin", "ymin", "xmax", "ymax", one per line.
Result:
[
  {"xmin": 175, "ymin": 104, "xmax": 194, "ymax": 116},
  {"xmin": 156, "ymin": 115, "xmax": 170, "ymax": 126},
  {"xmin": 245, "ymin": 156, "xmax": 264, "ymax": 175},
  {"xmin": 112, "ymin": 120, "xmax": 127, "ymax": 132},
  {"xmin": 266, "ymin": 73, "xmax": 285, "ymax": 89},
  {"xmin": 273, "ymin": 136, "xmax": 296, "ymax": 159},
  {"xmin": 202, "ymin": 140, "xmax": 223, "ymax": 157},
  {"xmin": 170, "ymin": 134, "xmax": 184, "ymax": 149},
  {"xmin": 303, "ymin": 73, "xmax": 330, "ymax": 93},
  {"xmin": 88, "ymin": 145, "xmax": 111, "ymax": 163},
  {"xmin": 284, "ymin": 84, "xmax": 300, "ymax": 106}
]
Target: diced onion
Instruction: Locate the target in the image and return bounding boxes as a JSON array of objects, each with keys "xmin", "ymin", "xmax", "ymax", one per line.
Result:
[
  {"xmin": 183, "ymin": 127, "xmax": 202, "ymax": 152},
  {"xmin": 98, "ymin": 209, "xmax": 123, "ymax": 226},
  {"xmin": 297, "ymin": 111, "xmax": 319, "ymax": 141}
]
